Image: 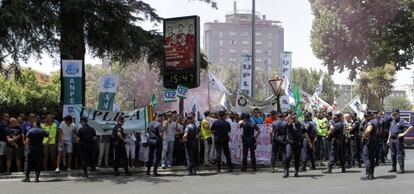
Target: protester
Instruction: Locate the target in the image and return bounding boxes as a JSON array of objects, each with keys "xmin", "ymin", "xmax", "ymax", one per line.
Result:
[
  {"xmin": 0, "ymin": 113, "xmax": 10, "ymax": 172},
  {"xmin": 56, "ymin": 115, "xmax": 76, "ymax": 172},
  {"xmin": 98, "ymin": 134, "xmax": 111, "ymax": 168},
  {"xmin": 264, "ymin": 110, "xmax": 278, "ymax": 124},
  {"xmin": 5, "ymin": 118, "xmax": 23, "ymax": 173},
  {"xmin": 302, "ymin": 112, "xmax": 316, "ymax": 171},
  {"xmin": 250, "ymin": 108, "xmax": 264, "ymax": 125},
  {"xmin": 161, "ymin": 112, "xmax": 177, "ymax": 169},
  {"xmin": 125, "ymin": 131, "xmax": 137, "ymax": 168},
  {"xmin": 201, "ymin": 111, "xmax": 213, "ymax": 166},
  {"xmin": 41, "ymin": 113, "xmax": 58, "ymax": 171},
  {"xmin": 314, "ymin": 111, "xmax": 329, "ymax": 166}
]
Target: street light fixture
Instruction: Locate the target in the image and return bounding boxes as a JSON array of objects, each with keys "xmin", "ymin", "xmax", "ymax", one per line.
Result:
[{"xmin": 268, "ymin": 77, "xmax": 284, "ymax": 112}]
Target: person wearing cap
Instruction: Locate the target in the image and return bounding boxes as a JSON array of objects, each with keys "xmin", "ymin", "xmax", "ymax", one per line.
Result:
[
  {"xmin": 240, "ymin": 114, "xmax": 260, "ymax": 172},
  {"xmin": 270, "ymin": 112, "xmax": 287, "ymax": 173},
  {"xmin": 360, "ymin": 111, "xmax": 378, "ymax": 180},
  {"xmin": 302, "ymin": 112, "xmax": 316, "ymax": 171},
  {"xmin": 146, "ymin": 113, "xmax": 164, "ymax": 176},
  {"xmin": 387, "ymin": 109, "xmax": 414, "ymax": 174},
  {"xmin": 112, "ymin": 117, "xmax": 131, "ymax": 176},
  {"xmin": 22, "ymin": 119, "xmax": 49, "ymax": 182},
  {"xmin": 323, "ymin": 112, "xmax": 346, "ymax": 174},
  {"xmin": 348, "ymin": 113, "xmax": 362, "ymax": 167},
  {"xmin": 284, "ymin": 113, "xmax": 304, "ymax": 178},
  {"xmin": 211, "ymin": 110, "xmax": 233, "ymax": 173},
  {"xmin": 182, "ymin": 115, "xmax": 198, "ymax": 175},
  {"xmin": 76, "ymin": 117, "xmax": 97, "ymax": 178}
]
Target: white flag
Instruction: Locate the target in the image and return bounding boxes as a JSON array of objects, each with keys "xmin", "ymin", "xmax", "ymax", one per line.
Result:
[
  {"xmin": 220, "ymin": 93, "xmax": 228, "ymax": 110},
  {"xmin": 313, "ymin": 72, "xmax": 324, "ymax": 97},
  {"xmin": 349, "ymin": 96, "xmax": 363, "ymax": 114},
  {"xmin": 188, "ymin": 95, "xmax": 198, "ymax": 114},
  {"xmin": 284, "ymin": 80, "xmax": 295, "ymax": 105},
  {"xmin": 208, "ymin": 71, "xmax": 230, "ymax": 94}
]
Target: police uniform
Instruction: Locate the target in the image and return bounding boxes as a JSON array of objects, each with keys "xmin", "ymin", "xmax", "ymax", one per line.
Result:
[
  {"xmin": 23, "ymin": 127, "xmax": 49, "ymax": 182},
  {"xmin": 302, "ymin": 118, "xmax": 316, "ymax": 171},
  {"xmin": 146, "ymin": 120, "xmax": 163, "ymax": 176},
  {"xmin": 271, "ymin": 118, "xmax": 288, "ymax": 173},
  {"xmin": 361, "ymin": 113, "xmax": 377, "ymax": 180},
  {"xmin": 112, "ymin": 124, "xmax": 130, "ymax": 176},
  {"xmin": 349, "ymin": 118, "xmax": 362, "ymax": 167},
  {"xmin": 211, "ymin": 118, "xmax": 233, "ymax": 173},
  {"xmin": 284, "ymin": 118, "xmax": 303, "ymax": 178},
  {"xmin": 77, "ymin": 124, "xmax": 97, "ymax": 177},
  {"xmin": 324, "ymin": 115, "xmax": 345, "ymax": 173},
  {"xmin": 389, "ymin": 116, "xmax": 409, "ymax": 173},
  {"xmin": 184, "ymin": 122, "xmax": 198, "ymax": 175},
  {"xmin": 241, "ymin": 120, "xmax": 259, "ymax": 171}
]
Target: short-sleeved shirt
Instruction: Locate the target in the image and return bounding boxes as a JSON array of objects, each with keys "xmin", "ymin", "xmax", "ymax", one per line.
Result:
[
  {"xmin": 26, "ymin": 127, "xmax": 49, "ymax": 147},
  {"xmin": 240, "ymin": 121, "xmax": 257, "ymax": 143},
  {"xmin": 250, "ymin": 116, "xmax": 264, "ymax": 125},
  {"xmin": 41, "ymin": 123, "xmax": 58, "ymax": 145},
  {"xmin": 200, "ymin": 119, "xmax": 212, "ymax": 140},
  {"xmin": 211, "ymin": 119, "xmax": 231, "ymax": 141},
  {"xmin": 330, "ymin": 121, "xmax": 344, "ymax": 141},
  {"xmin": 6, "ymin": 126, "xmax": 23, "ymax": 147},
  {"xmin": 272, "ymin": 119, "xmax": 288, "ymax": 139},
  {"xmin": 304, "ymin": 120, "xmax": 316, "ymax": 141},
  {"xmin": 112, "ymin": 124, "xmax": 125, "ymax": 145},
  {"xmin": 148, "ymin": 121, "xmax": 162, "ymax": 142},
  {"xmin": 349, "ymin": 119, "xmax": 361, "ymax": 135},
  {"xmin": 184, "ymin": 123, "xmax": 197, "ymax": 144},
  {"xmin": 162, "ymin": 121, "xmax": 177, "ymax": 142},
  {"xmin": 78, "ymin": 124, "xmax": 96, "ymax": 144},
  {"xmin": 315, "ymin": 118, "xmax": 328, "ymax": 136},
  {"xmin": 288, "ymin": 122, "xmax": 304, "ymax": 143},
  {"xmin": 59, "ymin": 122, "xmax": 76, "ymax": 142},
  {"xmin": 264, "ymin": 117, "xmax": 276, "ymax": 124},
  {"xmin": 21, "ymin": 121, "xmax": 33, "ymax": 135},
  {"xmin": 0, "ymin": 122, "xmax": 8, "ymax": 142},
  {"xmin": 390, "ymin": 118, "xmax": 409, "ymax": 138},
  {"xmin": 365, "ymin": 119, "xmax": 378, "ymax": 140}
]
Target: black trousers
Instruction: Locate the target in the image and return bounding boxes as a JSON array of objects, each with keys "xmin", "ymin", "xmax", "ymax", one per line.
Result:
[
  {"xmin": 350, "ymin": 136, "xmax": 362, "ymax": 166},
  {"xmin": 390, "ymin": 138, "xmax": 405, "ymax": 169},
  {"xmin": 147, "ymin": 142, "xmax": 162, "ymax": 169},
  {"xmin": 80, "ymin": 142, "xmax": 95, "ymax": 174},
  {"xmin": 284, "ymin": 143, "xmax": 301, "ymax": 171},
  {"xmin": 271, "ymin": 140, "xmax": 283, "ymax": 167},
  {"xmin": 185, "ymin": 141, "xmax": 197, "ymax": 170},
  {"xmin": 114, "ymin": 143, "xmax": 129, "ymax": 173},
  {"xmin": 343, "ymin": 138, "xmax": 352, "ymax": 166},
  {"xmin": 302, "ymin": 139, "xmax": 315, "ymax": 168},
  {"xmin": 328, "ymin": 140, "xmax": 345, "ymax": 169},
  {"xmin": 24, "ymin": 146, "xmax": 43, "ymax": 177},
  {"xmin": 363, "ymin": 141, "xmax": 376, "ymax": 175},
  {"xmin": 215, "ymin": 141, "xmax": 232, "ymax": 170},
  {"xmin": 242, "ymin": 142, "xmax": 256, "ymax": 169}
]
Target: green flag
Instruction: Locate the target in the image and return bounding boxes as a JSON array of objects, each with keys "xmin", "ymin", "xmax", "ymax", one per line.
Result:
[
  {"xmin": 293, "ymin": 85, "xmax": 303, "ymax": 121},
  {"xmin": 150, "ymin": 93, "xmax": 158, "ymax": 107}
]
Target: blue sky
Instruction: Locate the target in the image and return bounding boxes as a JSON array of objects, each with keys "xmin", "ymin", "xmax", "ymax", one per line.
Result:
[{"xmin": 22, "ymin": 0, "xmax": 414, "ymax": 86}]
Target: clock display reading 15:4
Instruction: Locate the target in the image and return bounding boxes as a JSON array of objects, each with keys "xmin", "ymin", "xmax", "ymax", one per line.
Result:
[{"xmin": 164, "ymin": 72, "xmax": 196, "ymax": 88}]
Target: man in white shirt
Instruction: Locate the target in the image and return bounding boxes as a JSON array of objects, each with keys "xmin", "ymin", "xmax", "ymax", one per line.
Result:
[
  {"xmin": 161, "ymin": 112, "xmax": 178, "ymax": 169},
  {"xmin": 56, "ymin": 115, "xmax": 76, "ymax": 172}
]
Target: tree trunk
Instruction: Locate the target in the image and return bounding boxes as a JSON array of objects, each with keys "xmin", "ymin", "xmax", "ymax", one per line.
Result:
[{"xmin": 59, "ymin": 0, "xmax": 86, "ymax": 106}]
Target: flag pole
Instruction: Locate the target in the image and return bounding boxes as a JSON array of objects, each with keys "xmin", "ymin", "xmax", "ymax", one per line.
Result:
[{"xmin": 207, "ymin": 67, "xmax": 211, "ymax": 111}]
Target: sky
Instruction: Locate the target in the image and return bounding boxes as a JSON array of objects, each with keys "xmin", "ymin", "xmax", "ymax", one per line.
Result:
[{"xmin": 22, "ymin": 0, "xmax": 414, "ymax": 86}]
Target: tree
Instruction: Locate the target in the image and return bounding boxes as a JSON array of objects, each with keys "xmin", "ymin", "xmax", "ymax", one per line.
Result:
[
  {"xmin": 291, "ymin": 68, "xmax": 337, "ymax": 104},
  {"xmin": 384, "ymin": 94, "xmax": 413, "ymax": 111},
  {"xmin": 310, "ymin": 0, "xmax": 414, "ymax": 79}
]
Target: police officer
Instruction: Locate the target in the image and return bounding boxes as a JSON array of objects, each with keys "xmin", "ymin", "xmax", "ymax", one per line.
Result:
[
  {"xmin": 373, "ymin": 111, "xmax": 384, "ymax": 166},
  {"xmin": 270, "ymin": 112, "xmax": 287, "ymax": 173},
  {"xmin": 302, "ymin": 112, "xmax": 316, "ymax": 171},
  {"xmin": 112, "ymin": 117, "xmax": 131, "ymax": 176},
  {"xmin": 323, "ymin": 112, "xmax": 345, "ymax": 174},
  {"xmin": 284, "ymin": 113, "xmax": 303, "ymax": 178},
  {"xmin": 211, "ymin": 110, "xmax": 233, "ymax": 173},
  {"xmin": 182, "ymin": 115, "xmax": 198, "ymax": 175},
  {"xmin": 77, "ymin": 117, "xmax": 97, "ymax": 178},
  {"xmin": 387, "ymin": 109, "xmax": 414, "ymax": 174},
  {"xmin": 146, "ymin": 113, "xmax": 163, "ymax": 176},
  {"xmin": 240, "ymin": 114, "xmax": 260, "ymax": 172},
  {"xmin": 348, "ymin": 113, "xmax": 362, "ymax": 167},
  {"xmin": 360, "ymin": 111, "xmax": 378, "ymax": 180},
  {"xmin": 22, "ymin": 119, "xmax": 49, "ymax": 182}
]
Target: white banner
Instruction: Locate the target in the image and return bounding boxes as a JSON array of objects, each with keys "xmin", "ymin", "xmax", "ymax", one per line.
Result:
[
  {"xmin": 62, "ymin": 60, "xmax": 83, "ymax": 117},
  {"xmin": 163, "ymin": 89, "xmax": 177, "ymax": 102},
  {"xmin": 348, "ymin": 96, "xmax": 364, "ymax": 118},
  {"xmin": 240, "ymin": 55, "xmax": 253, "ymax": 97},
  {"xmin": 301, "ymin": 90, "xmax": 333, "ymax": 111},
  {"xmin": 280, "ymin": 51, "xmax": 292, "ymax": 86},
  {"xmin": 313, "ymin": 72, "xmax": 324, "ymax": 97},
  {"xmin": 99, "ymin": 75, "xmax": 118, "ymax": 93},
  {"xmin": 74, "ymin": 106, "xmax": 148, "ymax": 135},
  {"xmin": 235, "ymin": 92, "xmax": 278, "ymax": 113},
  {"xmin": 208, "ymin": 71, "xmax": 230, "ymax": 94}
]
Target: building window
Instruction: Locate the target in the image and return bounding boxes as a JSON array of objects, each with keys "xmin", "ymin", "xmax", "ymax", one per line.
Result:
[
  {"xmin": 229, "ymin": 32, "xmax": 237, "ymax": 36},
  {"xmin": 230, "ymin": 49, "xmax": 237, "ymax": 53},
  {"xmin": 219, "ymin": 40, "xmax": 223, "ymax": 47},
  {"xmin": 255, "ymin": 32, "xmax": 262, "ymax": 36},
  {"xmin": 256, "ymin": 50, "xmax": 262, "ymax": 54},
  {"xmin": 242, "ymin": 40, "xmax": 249, "ymax": 45},
  {"xmin": 256, "ymin": 58, "xmax": 262, "ymax": 62},
  {"xmin": 229, "ymin": 58, "xmax": 237, "ymax": 62},
  {"xmin": 268, "ymin": 33, "xmax": 272, "ymax": 39},
  {"xmin": 243, "ymin": 49, "xmax": 249, "ymax": 54},
  {"xmin": 219, "ymin": 32, "xmax": 223, "ymax": 38},
  {"xmin": 229, "ymin": 40, "xmax": 237, "ymax": 45},
  {"xmin": 256, "ymin": 41, "xmax": 262, "ymax": 45},
  {"xmin": 242, "ymin": 32, "xmax": 249, "ymax": 36},
  {"xmin": 268, "ymin": 42, "xmax": 272, "ymax": 47},
  {"xmin": 219, "ymin": 49, "xmax": 223, "ymax": 55}
]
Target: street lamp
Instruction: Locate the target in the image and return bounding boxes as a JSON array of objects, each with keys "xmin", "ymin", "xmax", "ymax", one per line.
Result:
[{"xmin": 268, "ymin": 77, "xmax": 284, "ymax": 112}]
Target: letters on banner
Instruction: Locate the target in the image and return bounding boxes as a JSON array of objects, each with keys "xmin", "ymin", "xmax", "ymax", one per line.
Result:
[
  {"xmin": 163, "ymin": 89, "xmax": 177, "ymax": 102},
  {"xmin": 176, "ymin": 85, "xmax": 189, "ymax": 99}
]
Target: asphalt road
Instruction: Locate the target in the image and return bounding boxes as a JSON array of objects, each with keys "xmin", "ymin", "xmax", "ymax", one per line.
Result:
[{"xmin": 1, "ymin": 149, "xmax": 414, "ymax": 194}]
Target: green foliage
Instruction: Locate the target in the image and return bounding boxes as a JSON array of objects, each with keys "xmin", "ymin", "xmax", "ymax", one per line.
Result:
[
  {"xmin": 310, "ymin": 0, "xmax": 414, "ymax": 79},
  {"xmin": 0, "ymin": 68, "xmax": 60, "ymax": 116},
  {"xmin": 384, "ymin": 94, "xmax": 412, "ymax": 111},
  {"xmin": 291, "ymin": 68, "xmax": 337, "ymax": 104}
]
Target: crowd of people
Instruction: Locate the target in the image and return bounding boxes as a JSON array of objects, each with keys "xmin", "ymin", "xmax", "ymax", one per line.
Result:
[{"xmin": 0, "ymin": 107, "xmax": 413, "ymax": 182}]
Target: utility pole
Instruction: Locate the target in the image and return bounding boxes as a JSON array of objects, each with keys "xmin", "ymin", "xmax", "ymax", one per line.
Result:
[
  {"xmin": 264, "ymin": 51, "xmax": 269, "ymax": 97},
  {"xmin": 251, "ymin": 0, "xmax": 256, "ymax": 98}
]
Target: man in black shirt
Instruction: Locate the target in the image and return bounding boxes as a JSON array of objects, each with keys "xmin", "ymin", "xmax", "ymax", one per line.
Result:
[
  {"xmin": 240, "ymin": 114, "xmax": 260, "ymax": 172},
  {"xmin": 211, "ymin": 110, "xmax": 233, "ymax": 173},
  {"xmin": 182, "ymin": 116, "xmax": 198, "ymax": 175},
  {"xmin": 0, "ymin": 113, "xmax": 10, "ymax": 172},
  {"xmin": 284, "ymin": 113, "xmax": 303, "ymax": 178},
  {"xmin": 22, "ymin": 119, "xmax": 49, "ymax": 182},
  {"xmin": 323, "ymin": 112, "xmax": 345, "ymax": 174},
  {"xmin": 361, "ymin": 111, "xmax": 378, "ymax": 180},
  {"xmin": 6, "ymin": 118, "xmax": 23, "ymax": 173},
  {"xmin": 112, "ymin": 117, "xmax": 131, "ymax": 176},
  {"xmin": 77, "ymin": 117, "xmax": 97, "ymax": 178},
  {"xmin": 348, "ymin": 113, "xmax": 362, "ymax": 167},
  {"xmin": 270, "ymin": 112, "xmax": 287, "ymax": 173}
]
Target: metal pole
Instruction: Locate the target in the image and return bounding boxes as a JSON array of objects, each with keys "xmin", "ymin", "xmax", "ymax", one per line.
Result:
[
  {"xmin": 251, "ymin": 0, "xmax": 256, "ymax": 98},
  {"xmin": 179, "ymin": 98, "xmax": 184, "ymax": 115},
  {"xmin": 207, "ymin": 67, "xmax": 211, "ymax": 111},
  {"xmin": 264, "ymin": 51, "xmax": 269, "ymax": 97},
  {"xmin": 133, "ymin": 99, "xmax": 136, "ymax": 109}
]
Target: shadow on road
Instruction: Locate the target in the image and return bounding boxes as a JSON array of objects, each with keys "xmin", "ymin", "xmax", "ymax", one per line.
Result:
[
  {"xmin": 375, "ymin": 175, "xmax": 397, "ymax": 180},
  {"xmin": 297, "ymin": 174, "xmax": 325, "ymax": 180}
]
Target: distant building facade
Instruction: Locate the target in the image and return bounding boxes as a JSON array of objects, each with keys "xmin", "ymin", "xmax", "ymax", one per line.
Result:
[{"xmin": 204, "ymin": 1, "xmax": 284, "ymax": 71}]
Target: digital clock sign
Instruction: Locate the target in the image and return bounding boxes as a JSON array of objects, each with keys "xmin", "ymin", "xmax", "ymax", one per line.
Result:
[{"xmin": 163, "ymin": 16, "xmax": 200, "ymax": 89}]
